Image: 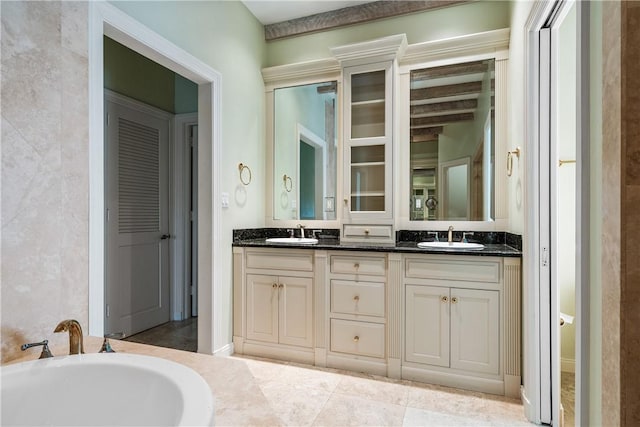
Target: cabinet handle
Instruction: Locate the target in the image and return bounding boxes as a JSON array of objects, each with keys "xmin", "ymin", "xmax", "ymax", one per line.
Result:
[
  {"xmin": 441, "ymin": 296, "xmax": 448, "ymax": 303},
  {"xmin": 353, "ymin": 336, "xmax": 359, "ymax": 342},
  {"xmin": 451, "ymin": 297, "xmax": 458, "ymax": 304},
  {"xmin": 278, "ymin": 284, "xmax": 284, "ymax": 289},
  {"xmin": 354, "ymin": 263, "xmax": 360, "ymax": 270},
  {"xmin": 272, "ymin": 283, "xmax": 277, "ymax": 289},
  {"xmin": 364, "ymin": 229, "xmax": 370, "ymax": 235},
  {"xmin": 353, "ymin": 295, "xmax": 360, "ymax": 302}
]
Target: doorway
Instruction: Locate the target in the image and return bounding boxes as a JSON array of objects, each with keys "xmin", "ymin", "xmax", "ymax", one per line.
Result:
[
  {"xmin": 88, "ymin": 2, "xmax": 223, "ymax": 356},
  {"xmin": 524, "ymin": 1, "xmax": 589, "ymax": 425}
]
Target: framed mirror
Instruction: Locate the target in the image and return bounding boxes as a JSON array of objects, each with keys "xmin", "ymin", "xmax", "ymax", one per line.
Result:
[
  {"xmin": 272, "ymin": 81, "xmax": 338, "ymax": 221},
  {"xmin": 409, "ymin": 58, "xmax": 495, "ymax": 222}
]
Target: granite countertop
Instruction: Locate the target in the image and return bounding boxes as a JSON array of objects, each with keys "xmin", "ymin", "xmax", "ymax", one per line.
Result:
[{"xmin": 232, "ymin": 228, "xmax": 522, "ymax": 258}]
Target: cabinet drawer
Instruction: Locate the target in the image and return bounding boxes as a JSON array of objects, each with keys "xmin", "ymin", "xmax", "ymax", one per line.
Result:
[
  {"xmin": 330, "ymin": 255, "xmax": 386, "ymax": 276},
  {"xmin": 246, "ymin": 251, "xmax": 313, "ymax": 272},
  {"xmin": 331, "ymin": 280, "xmax": 385, "ymax": 317},
  {"xmin": 330, "ymin": 319, "xmax": 385, "ymax": 358},
  {"xmin": 405, "ymin": 258, "xmax": 500, "ymax": 283},
  {"xmin": 343, "ymin": 225, "xmax": 393, "ymax": 239}
]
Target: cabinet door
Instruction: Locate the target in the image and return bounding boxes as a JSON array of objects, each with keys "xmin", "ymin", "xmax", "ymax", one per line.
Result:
[
  {"xmin": 450, "ymin": 288, "xmax": 499, "ymax": 375},
  {"xmin": 405, "ymin": 285, "xmax": 449, "ymax": 367},
  {"xmin": 278, "ymin": 276, "xmax": 313, "ymax": 348},
  {"xmin": 246, "ymin": 274, "xmax": 279, "ymax": 343},
  {"xmin": 344, "ymin": 62, "xmax": 393, "ymax": 220}
]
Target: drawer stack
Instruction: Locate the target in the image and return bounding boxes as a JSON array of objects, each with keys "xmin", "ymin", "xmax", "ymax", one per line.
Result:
[{"xmin": 328, "ymin": 253, "xmax": 387, "ymax": 361}]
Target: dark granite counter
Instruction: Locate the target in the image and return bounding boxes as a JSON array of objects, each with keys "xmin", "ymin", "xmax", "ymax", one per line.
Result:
[{"xmin": 232, "ymin": 228, "xmax": 522, "ymax": 258}]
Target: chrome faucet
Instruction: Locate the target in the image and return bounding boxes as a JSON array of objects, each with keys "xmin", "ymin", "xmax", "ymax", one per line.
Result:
[
  {"xmin": 462, "ymin": 231, "xmax": 474, "ymax": 243},
  {"xmin": 427, "ymin": 231, "xmax": 439, "ymax": 242},
  {"xmin": 447, "ymin": 226, "xmax": 454, "ymax": 243},
  {"xmin": 297, "ymin": 223, "xmax": 306, "ymax": 238},
  {"xmin": 54, "ymin": 319, "xmax": 84, "ymax": 355}
]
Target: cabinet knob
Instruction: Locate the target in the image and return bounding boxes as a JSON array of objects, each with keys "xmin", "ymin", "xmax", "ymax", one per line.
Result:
[
  {"xmin": 272, "ymin": 283, "xmax": 278, "ymax": 289},
  {"xmin": 441, "ymin": 296, "xmax": 448, "ymax": 303},
  {"xmin": 451, "ymin": 297, "xmax": 458, "ymax": 304},
  {"xmin": 353, "ymin": 336, "xmax": 360, "ymax": 343},
  {"xmin": 353, "ymin": 295, "xmax": 360, "ymax": 302},
  {"xmin": 354, "ymin": 263, "xmax": 360, "ymax": 270},
  {"xmin": 364, "ymin": 229, "xmax": 370, "ymax": 235},
  {"xmin": 278, "ymin": 284, "xmax": 284, "ymax": 289}
]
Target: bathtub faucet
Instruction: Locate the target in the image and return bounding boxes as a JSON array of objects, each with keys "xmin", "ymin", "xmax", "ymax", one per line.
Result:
[{"xmin": 54, "ymin": 319, "xmax": 85, "ymax": 355}]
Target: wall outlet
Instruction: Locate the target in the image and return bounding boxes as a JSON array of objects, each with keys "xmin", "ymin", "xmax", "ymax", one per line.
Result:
[{"xmin": 221, "ymin": 192, "xmax": 229, "ymax": 208}]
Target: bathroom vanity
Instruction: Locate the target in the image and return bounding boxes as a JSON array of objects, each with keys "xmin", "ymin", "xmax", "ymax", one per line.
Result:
[{"xmin": 232, "ymin": 236, "xmax": 521, "ymax": 398}]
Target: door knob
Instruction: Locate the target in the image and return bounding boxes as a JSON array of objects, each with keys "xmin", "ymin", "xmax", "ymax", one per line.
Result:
[{"xmin": 160, "ymin": 234, "xmax": 171, "ymax": 240}]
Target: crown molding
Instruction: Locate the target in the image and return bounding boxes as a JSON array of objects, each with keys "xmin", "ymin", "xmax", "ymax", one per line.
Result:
[
  {"xmin": 262, "ymin": 58, "xmax": 341, "ymax": 86},
  {"xmin": 330, "ymin": 33, "xmax": 408, "ymax": 66},
  {"xmin": 401, "ymin": 28, "xmax": 510, "ymax": 67}
]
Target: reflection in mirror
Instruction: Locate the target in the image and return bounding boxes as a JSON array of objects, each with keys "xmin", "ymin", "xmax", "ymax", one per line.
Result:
[
  {"xmin": 273, "ymin": 82, "xmax": 337, "ymax": 220},
  {"xmin": 410, "ymin": 59, "xmax": 495, "ymax": 221}
]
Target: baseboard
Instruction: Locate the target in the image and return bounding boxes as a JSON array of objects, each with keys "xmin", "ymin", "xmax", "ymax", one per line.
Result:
[
  {"xmin": 521, "ymin": 386, "xmax": 536, "ymax": 422},
  {"xmin": 561, "ymin": 357, "xmax": 575, "ymax": 373},
  {"xmin": 214, "ymin": 342, "xmax": 234, "ymax": 357}
]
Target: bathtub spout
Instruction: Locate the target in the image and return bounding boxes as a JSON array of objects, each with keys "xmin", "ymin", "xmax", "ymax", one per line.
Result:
[{"xmin": 54, "ymin": 319, "xmax": 85, "ymax": 355}]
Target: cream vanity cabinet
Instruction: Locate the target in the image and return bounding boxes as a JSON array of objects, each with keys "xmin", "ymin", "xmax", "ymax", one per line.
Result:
[
  {"xmin": 326, "ymin": 252, "xmax": 388, "ymax": 374},
  {"xmin": 402, "ymin": 255, "xmax": 521, "ymax": 397},
  {"xmin": 332, "ymin": 35, "xmax": 407, "ymax": 244},
  {"xmin": 233, "ymin": 247, "xmax": 315, "ymax": 363}
]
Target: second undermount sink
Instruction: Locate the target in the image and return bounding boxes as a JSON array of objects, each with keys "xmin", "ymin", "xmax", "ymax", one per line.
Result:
[
  {"xmin": 417, "ymin": 241, "xmax": 485, "ymax": 250},
  {"xmin": 266, "ymin": 237, "xmax": 319, "ymax": 245}
]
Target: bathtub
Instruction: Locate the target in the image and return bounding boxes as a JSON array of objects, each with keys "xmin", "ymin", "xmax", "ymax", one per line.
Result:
[{"xmin": 1, "ymin": 353, "xmax": 214, "ymax": 426}]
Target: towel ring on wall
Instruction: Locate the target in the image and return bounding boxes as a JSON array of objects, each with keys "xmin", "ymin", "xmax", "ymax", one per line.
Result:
[
  {"xmin": 283, "ymin": 174, "xmax": 292, "ymax": 192},
  {"xmin": 238, "ymin": 163, "xmax": 252, "ymax": 186},
  {"xmin": 507, "ymin": 147, "xmax": 521, "ymax": 177}
]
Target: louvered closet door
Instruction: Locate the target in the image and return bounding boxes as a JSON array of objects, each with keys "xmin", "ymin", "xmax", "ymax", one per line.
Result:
[{"xmin": 105, "ymin": 98, "xmax": 170, "ymax": 336}]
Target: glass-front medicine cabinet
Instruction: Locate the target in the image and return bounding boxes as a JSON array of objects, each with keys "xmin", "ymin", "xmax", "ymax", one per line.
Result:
[
  {"xmin": 409, "ymin": 58, "xmax": 496, "ymax": 222},
  {"xmin": 272, "ymin": 81, "xmax": 338, "ymax": 221}
]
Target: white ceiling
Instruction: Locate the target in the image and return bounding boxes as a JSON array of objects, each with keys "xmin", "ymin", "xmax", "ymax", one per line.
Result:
[{"xmin": 242, "ymin": 0, "xmax": 376, "ymax": 25}]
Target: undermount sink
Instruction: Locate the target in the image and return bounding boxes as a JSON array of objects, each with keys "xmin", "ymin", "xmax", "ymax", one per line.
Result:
[
  {"xmin": 417, "ymin": 241, "xmax": 485, "ymax": 250},
  {"xmin": 266, "ymin": 237, "xmax": 319, "ymax": 245}
]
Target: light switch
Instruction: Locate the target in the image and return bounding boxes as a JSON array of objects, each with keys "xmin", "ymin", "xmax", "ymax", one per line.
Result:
[{"xmin": 221, "ymin": 192, "xmax": 229, "ymax": 208}]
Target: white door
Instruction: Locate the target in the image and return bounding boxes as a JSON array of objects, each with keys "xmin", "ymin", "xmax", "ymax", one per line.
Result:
[
  {"xmin": 246, "ymin": 274, "xmax": 279, "ymax": 343},
  {"xmin": 450, "ymin": 288, "xmax": 499, "ymax": 375},
  {"xmin": 405, "ymin": 285, "xmax": 450, "ymax": 367},
  {"xmin": 105, "ymin": 96, "xmax": 170, "ymax": 336},
  {"xmin": 278, "ymin": 276, "xmax": 313, "ymax": 347}
]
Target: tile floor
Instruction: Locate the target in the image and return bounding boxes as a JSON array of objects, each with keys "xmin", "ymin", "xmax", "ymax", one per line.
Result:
[
  {"xmin": 120, "ymin": 320, "xmax": 534, "ymax": 426},
  {"xmin": 226, "ymin": 355, "xmax": 532, "ymax": 426},
  {"xmin": 123, "ymin": 317, "xmax": 197, "ymax": 352}
]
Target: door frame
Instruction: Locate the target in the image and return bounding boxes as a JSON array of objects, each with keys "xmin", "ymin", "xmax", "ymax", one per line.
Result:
[
  {"xmin": 173, "ymin": 113, "xmax": 198, "ymax": 321},
  {"xmin": 524, "ymin": 0, "xmax": 590, "ymax": 424},
  {"xmin": 88, "ymin": 2, "xmax": 223, "ymax": 354}
]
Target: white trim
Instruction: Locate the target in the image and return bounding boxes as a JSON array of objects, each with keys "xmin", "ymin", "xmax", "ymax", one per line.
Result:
[
  {"xmin": 213, "ymin": 343, "xmax": 234, "ymax": 357},
  {"xmin": 262, "ymin": 58, "xmax": 340, "ymax": 86},
  {"xmin": 88, "ymin": 1, "xmax": 222, "ymax": 356},
  {"xmin": 400, "ymin": 28, "xmax": 510, "ymax": 67},
  {"xmin": 331, "ymin": 34, "xmax": 408, "ymax": 66}
]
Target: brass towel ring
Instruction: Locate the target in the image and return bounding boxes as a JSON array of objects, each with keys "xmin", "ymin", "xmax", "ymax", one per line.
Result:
[
  {"xmin": 283, "ymin": 174, "xmax": 292, "ymax": 192},
  {"xmin": 507, "ymin": 147, "xmax": 521, "ymax": 177},
  {"xmin": 238, "ymin": 163, "xmax": 252, "ymax": 186}
]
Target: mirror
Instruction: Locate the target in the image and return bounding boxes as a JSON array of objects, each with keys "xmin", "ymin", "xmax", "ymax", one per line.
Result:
[
  {"xmin": 409, "ymin": 58, "xmax": 495, "ymax": 221},
  {"xmin": 273, "ymin": 81, "xmax": 338, "ymax": 220}
]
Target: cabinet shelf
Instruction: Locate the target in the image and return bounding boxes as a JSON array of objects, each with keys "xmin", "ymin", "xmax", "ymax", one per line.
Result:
[
  {"xmin": 351, "ymin": 161, "xmax": 385, "ymax": 168},
  {"xmin": 351, "ymin": 191, "xmax": 385, "ymax": 197},
  {"xmin": 352, "ymin": 99, "xmax": 385, "ymax": 107}
]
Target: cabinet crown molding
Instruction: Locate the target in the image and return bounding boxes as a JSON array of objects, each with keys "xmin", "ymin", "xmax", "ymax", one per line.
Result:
[
  {"xmin": 262, "ymin": 58, "xmax": 341, "ymax": 85},
  {"xmin": 331, "ymin": 33, "xmax": 408, "ymax": 66}
]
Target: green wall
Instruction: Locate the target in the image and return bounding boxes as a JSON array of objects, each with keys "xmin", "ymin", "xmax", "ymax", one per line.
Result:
[
  {"xmin": 104, "ymin": 36, "xmax": 198, "ymax": 113},
  {"xmin": 264, "ymin": 1, "xmax": 510, "ymax": 67}
]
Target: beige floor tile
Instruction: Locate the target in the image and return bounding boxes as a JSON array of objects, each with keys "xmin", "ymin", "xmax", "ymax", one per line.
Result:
[
  {"xmin": 334, "ymin": 374, "xmax": 410, "ymax": 406},
  {"xmin": 313, "ymin": 393, "xmax": 406, "ymax": 426},
  {"xmin": 259, "ymin": 380, "xmax": 332, "ymax": 426},
  {"xmin": 279, "ymin": 363, "xmax": 343, "ymax": 393},
  {"xmin": 403, "ymin": 407, "xmax": 495, "ymax": 426},
  {"xmin": 406, "ymin": 383, "xmax": 491, "ymax": 417}
]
